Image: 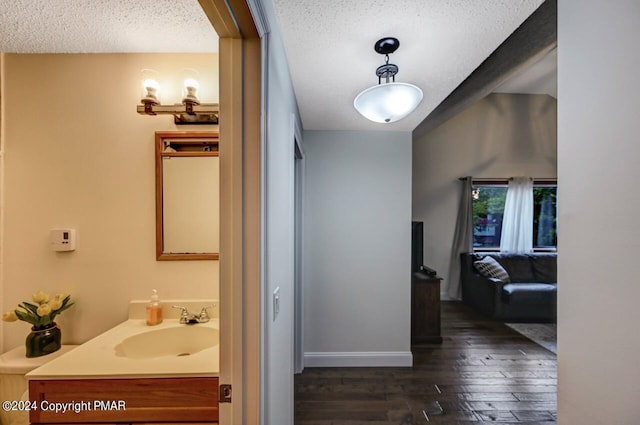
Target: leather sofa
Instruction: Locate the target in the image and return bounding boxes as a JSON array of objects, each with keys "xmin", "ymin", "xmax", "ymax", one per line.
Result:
[{"xmin": 460, "ymin": 252, "xmax": 557, "ymax": 322}]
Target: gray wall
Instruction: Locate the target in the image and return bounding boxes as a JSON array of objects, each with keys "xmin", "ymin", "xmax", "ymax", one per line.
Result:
[
  {"xmin": 255, "ymin": 0, "xmax": 302, "ymax": 423},
  {"xmin": 412, "ymin": 93, "xmax": 557, "ymax": 297},
  {"xmin": 302, "ymin": 130, "xmax": 413, "ymax": 366},
  {"xmin": 558, "ymin": 1, "xmax": 640, "ymax": 423}
]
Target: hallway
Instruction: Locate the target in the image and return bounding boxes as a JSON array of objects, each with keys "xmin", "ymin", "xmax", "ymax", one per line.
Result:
[{"xmin": 295, "ymin": 301, "xmax": 557, "ymax": 424}]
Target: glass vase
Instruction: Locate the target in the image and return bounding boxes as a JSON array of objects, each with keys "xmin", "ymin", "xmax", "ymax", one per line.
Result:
[{"xmin": 25, "ymin": 323, "xmax": 61, "ymax": 358}]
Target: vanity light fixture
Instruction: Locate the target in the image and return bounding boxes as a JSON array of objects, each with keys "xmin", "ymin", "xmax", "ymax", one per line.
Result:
[
  {"xmin": 137, "ymin": 72, "xmax": 218, "ymax": 125},
  {"xmin": 353, "ymin": 37, "xmax": 423, "ymax": 123}
]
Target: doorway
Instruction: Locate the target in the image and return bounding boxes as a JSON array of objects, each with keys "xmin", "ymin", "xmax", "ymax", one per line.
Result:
[{"xmin": 293, "ymin": 133, "xmax": 304, "ymax": 374}]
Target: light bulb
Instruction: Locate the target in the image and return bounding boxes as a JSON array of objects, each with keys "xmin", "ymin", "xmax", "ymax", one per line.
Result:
[
  {"xmin": 141, "ymin": 78, "xmax": 160, "ymax": 105},
  {"xmin": 182, "ymin": 78, "xmax": 200, "ymax": 105}
]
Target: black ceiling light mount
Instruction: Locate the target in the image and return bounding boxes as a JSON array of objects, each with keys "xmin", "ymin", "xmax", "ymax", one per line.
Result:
[
  {"xmin": 374, "ymin": 37, "xmax": 400, "ymax": 83},
  {"xmin": 374, "ymin": 37, "xmax": 400, "ymax": 55}
]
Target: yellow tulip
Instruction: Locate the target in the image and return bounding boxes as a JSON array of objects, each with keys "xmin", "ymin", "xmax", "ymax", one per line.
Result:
[
  {"xmin": 50, "ymin": 294, "xmax": 65, "ymax": 310},
  {"xmin": 1, "ymin": 310, "xmax": 18, "ymax": 322},
  {"xmin": 32, "ymin": 291, "xmax": 50, "ymax": 304},
  {"xmin": 36, "ymin": 303, "xmax": 52, "ymax": 317}
]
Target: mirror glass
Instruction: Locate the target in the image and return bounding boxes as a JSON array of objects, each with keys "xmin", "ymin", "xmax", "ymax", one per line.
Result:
[{"xmin": 155, "ymin": 131, "xmax": 219, "ymax": 260}]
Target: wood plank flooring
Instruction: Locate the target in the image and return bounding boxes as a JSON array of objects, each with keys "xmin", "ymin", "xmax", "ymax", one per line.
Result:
[{"xmin": 295, "ymin": 301, "xmax": 557, "ymax": 424}]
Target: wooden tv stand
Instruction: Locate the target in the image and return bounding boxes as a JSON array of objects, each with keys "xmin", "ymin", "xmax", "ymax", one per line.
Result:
[{"xmin": 411, "ymin": 273, "xmax": 443, "ymax": 344}]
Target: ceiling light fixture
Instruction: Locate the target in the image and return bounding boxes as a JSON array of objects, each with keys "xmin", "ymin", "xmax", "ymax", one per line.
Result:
[{"xmin": 353, "ymin": 37, "xmax": 423, "ymax": 123}]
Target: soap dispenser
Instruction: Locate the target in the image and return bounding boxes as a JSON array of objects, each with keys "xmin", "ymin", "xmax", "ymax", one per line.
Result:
[{"xmin": 146, "ymin": 289, "xmax": 163, "ymax": 326}]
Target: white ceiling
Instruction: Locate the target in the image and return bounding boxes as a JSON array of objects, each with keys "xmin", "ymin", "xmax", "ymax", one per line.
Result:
[
  {"xmin": 0, "ymin": 1, "xmax": 556, "ymax": 132},
  {"xmin": 0, "ymin": 0, "xmax": 218, "ymax": 53},
  {"xmin": 272, "ymin": 0, "xmax": 551, "ymax": 131}
]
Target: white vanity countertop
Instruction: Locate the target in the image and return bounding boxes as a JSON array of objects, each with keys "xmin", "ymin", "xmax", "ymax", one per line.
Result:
[{"xmin": 27, "ymin": 301, "xmax": 219, "ymax": 380}]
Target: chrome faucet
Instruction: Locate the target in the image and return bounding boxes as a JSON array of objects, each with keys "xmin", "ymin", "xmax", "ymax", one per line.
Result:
[{"xmin": 172, "ymin": 305, "xmax": 212, "ymax": 324}]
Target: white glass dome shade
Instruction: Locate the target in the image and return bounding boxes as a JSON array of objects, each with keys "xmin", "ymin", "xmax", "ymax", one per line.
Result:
[{"xmin": 354, "ymin": 82, "xmax": 423, "ymax": 123}]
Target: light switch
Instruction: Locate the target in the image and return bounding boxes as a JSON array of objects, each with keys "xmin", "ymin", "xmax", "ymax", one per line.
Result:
[{"xmin": 273, "ymin": 287, "xmax": 280, "ymax": 321}]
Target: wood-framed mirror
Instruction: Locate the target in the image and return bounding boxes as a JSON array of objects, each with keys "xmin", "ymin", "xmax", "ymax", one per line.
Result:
[{"xmin": 155, "ymin": 131, "xmax": 219, "ymax": 260}]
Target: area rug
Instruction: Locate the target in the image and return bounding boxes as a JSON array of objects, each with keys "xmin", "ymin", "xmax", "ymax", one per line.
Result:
[{"xmin": 505, "ymin": 322, "xmax": 557, "ymax": 354}]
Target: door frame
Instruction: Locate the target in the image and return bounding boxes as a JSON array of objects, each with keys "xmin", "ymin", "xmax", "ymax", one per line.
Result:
[
  {"xmin": 292, "ymin": 117, "xmax": 305, "ymax": 374},
  {"xmin": 197, "ymin": 1, "xmax": 262, "ymax": 423}
]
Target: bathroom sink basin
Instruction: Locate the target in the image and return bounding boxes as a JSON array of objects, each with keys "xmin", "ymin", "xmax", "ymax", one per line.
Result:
[{"xmin": 114, "ymin": 326, "xmax": 218, "ymax": 359}]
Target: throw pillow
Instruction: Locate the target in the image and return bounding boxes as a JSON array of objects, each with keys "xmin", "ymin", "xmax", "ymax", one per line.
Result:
[{"xmin": 473, "ymin": 256, "xmax": 510, "ymax": 282}]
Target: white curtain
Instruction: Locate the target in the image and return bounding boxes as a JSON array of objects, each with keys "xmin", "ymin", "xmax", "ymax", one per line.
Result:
[
  {"xmin": 447, "ymin": 177, "xmax": 474, "ymax": 299},
  {"xmin": 500, "ymin": 177, "xmax": 533, "ymax": 253}
]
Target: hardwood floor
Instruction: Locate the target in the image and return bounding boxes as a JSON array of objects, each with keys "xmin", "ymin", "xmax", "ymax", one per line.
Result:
[{"xmin": 295, "ymin": 301, "xmax": 557, "ymax": 424}]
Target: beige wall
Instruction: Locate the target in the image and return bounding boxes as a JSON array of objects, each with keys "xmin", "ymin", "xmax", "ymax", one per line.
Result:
[
  {"xmin": 1, "ymin": 53, "xmax": 219, "ymax": 351},
  {"xmin": 412, "ymin": 93, "xmax": 557, "ymax": 297}
]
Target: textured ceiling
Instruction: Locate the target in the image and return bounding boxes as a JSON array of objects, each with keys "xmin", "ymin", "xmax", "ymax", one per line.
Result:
[
  {"xmin": 0, "ymin": 0, "xmax": 218, "ymax": 53},
  {"xmin": 272, "ymin": 0, "xmax": 546, "ymax": 131},
  {"xmin": 0, "ymin": 1, "xmax": 554, "ymax": 131}
]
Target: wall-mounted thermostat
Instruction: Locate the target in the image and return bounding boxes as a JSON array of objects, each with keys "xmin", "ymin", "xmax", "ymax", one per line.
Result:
[{"xmin": 50, "ymin": 229, "xmax": 76, "ymax": 252}]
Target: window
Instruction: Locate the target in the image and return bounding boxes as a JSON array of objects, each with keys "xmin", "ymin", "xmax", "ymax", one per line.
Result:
[
  {"xmin": 532, "ymin": 184, "xmax": 557, "ymax": 249},
  {"xmin": 472, "ymin": 180, "xmax": 557, "ymax": 251}
]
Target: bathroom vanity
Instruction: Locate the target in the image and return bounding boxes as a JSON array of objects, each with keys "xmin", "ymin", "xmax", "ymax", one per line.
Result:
[
  {"xmin": 27, "ymin": 301, "xmax": 220, "ymax": 424},
  {"xmin": 29, "ymin": 376, "xmax": 218, "ymax": 424}
]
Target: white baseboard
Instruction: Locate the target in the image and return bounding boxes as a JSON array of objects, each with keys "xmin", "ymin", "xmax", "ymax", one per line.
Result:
[{"xmin": 304, "ymin": 351, "xmax": 413, "ymax": 367}]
